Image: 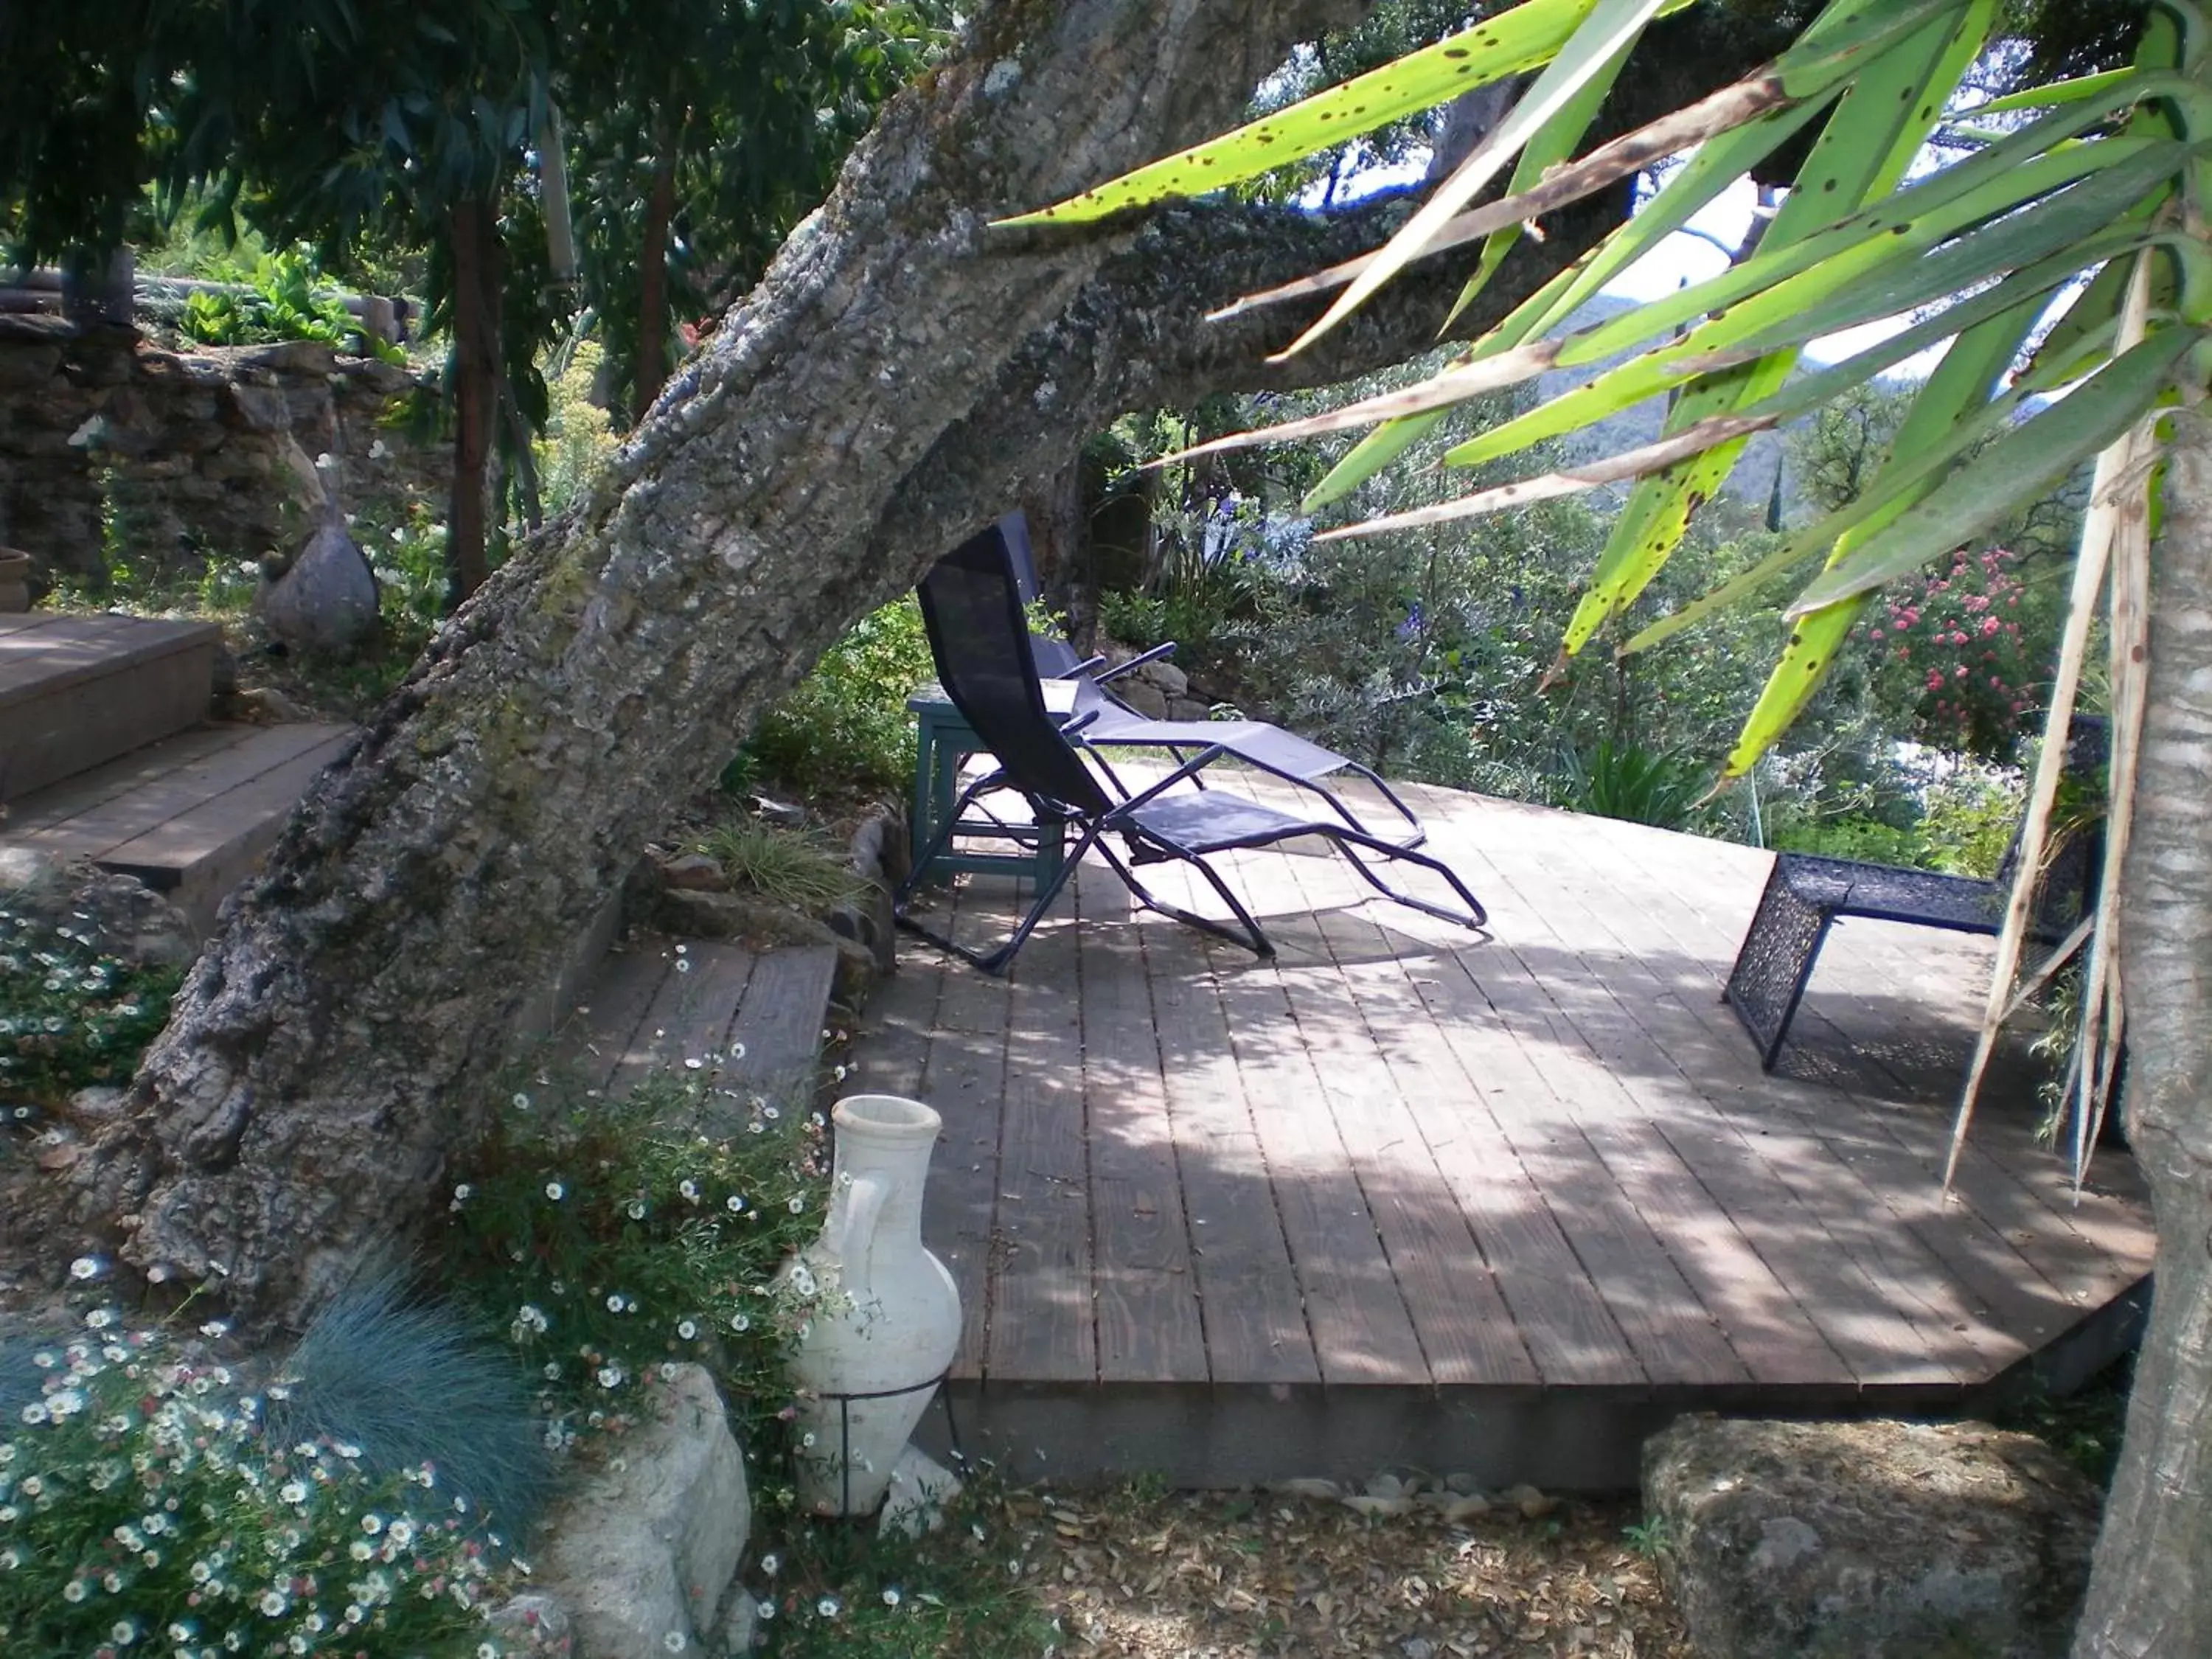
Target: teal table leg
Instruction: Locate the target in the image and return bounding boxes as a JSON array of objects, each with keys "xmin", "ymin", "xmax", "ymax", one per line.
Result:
[
  {"xmin": 910, "ymin": 715, "xmax": 939, "ymax": 872},
  {"xmin": 906, "ymin": 690, "xmax": 1068, "ymax": 889}
]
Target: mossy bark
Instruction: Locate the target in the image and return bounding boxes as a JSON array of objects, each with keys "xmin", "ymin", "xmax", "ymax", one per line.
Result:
[{"xmin": 45, "ymin": 0, "xmax": 1785, "ymax": 1329}]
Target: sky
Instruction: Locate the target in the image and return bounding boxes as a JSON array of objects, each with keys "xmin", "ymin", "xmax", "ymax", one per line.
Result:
[{"xmin": 1599, "ymin": 175, "xmax": 1947, "ymax": 374}]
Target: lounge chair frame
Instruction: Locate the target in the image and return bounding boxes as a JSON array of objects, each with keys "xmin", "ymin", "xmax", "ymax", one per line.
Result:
[{"xmin": 895, "ymin": 521, "xmax": 1487, "ymax": 975}]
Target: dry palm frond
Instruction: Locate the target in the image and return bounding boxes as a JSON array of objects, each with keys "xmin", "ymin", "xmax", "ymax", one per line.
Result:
[{"xmin": 1946, "ymin": 251, "xmax": 2155, "ymax": 1195}]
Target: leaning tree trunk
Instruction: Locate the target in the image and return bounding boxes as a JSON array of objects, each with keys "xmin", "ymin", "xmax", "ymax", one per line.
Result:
[
  {"xmin": 36, "ymin": 0, "xmax": 1784, "ymax": 1332},
  {"xmin": 2071, "ymin": 408, "xmax": 2212, "ymax": 1657}
]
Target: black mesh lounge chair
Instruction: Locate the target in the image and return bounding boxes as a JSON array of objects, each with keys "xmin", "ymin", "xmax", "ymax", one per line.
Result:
[
  {"xmin": 994, "ymin": 510, "xmax": 1430, "ymax": 847},
  {"xmin": 894, "ymin": 521, "xmax": 1487, "ymax": 975},
  {"xmin": 1723, "ymin": 715, "xmax": 2107, "ymax": 1070}
]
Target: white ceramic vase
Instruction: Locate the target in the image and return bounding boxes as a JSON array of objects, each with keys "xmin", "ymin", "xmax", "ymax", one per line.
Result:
[{"xmin": 779, "ymin": 1094, "xmax": 961, "ymax": 1516}]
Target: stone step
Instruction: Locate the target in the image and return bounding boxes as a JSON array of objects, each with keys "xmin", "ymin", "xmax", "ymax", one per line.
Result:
[
  {"xmin": 0, "ymin": 720, "xmax": 355, "ymax": 933},
  {"xmin": 0, "ymin": 613, "xmax": 224, "ymax": 802}
]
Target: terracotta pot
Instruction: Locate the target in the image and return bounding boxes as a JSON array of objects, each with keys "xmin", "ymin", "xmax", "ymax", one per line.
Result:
[
  {"xmin": 0, "ymin": 549, "xmax": 31, "ymax": 613},
  {"xmin": 777, "ymin": 1094, "xmax": 961, "ymax": 1516}
]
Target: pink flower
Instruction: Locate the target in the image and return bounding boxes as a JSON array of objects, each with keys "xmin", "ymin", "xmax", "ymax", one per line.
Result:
[
  {"xmin": 1927, "ymin": 669, "xmax": 1947, "ymax": 691},
  {"xmin": 1981, "ymin": 616, "xmax": 2000, "ymax": 636}
]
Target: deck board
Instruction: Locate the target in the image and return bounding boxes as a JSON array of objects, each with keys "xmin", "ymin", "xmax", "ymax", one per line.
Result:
[
  {"xmin": 861, "ymin": 771, "xmax": 2157, "ymax": 1489},
  {"xmin": 0, "ymin": 614, "xmax": 223, "ymax": 801},
  {"xmin": 1463, "ymin": 811, "xmax": 2004, "ymax": 1383},
  {"xmin": 984, "ymin": 884, "xmax": 1096, "ymax": 1385},
  {"xmin": 1077, "ymin": 866, "xmax": 1210, "ymax": 1385},
  {"xmin": 1, "ymin": 720, "xmax": 355, "ymax": 932},
  {"xmin": 554, "ymin": 937, "xmax": 834, "ymax": 1130},
  {"xmin": 1144, "ymin": 922, "xmax": 1319, "ymax": 1385},
  {"xmin": 1270, "ymin": 849, "xmax": 1547, "ymax": 1387},
  {"xmin": 1211, "ymin": 947, "xmax": 1432, "ymax": 1388},
  {"xmin": 922, "ymin": 883, "xmax": 1014, "ymax": 1380}
]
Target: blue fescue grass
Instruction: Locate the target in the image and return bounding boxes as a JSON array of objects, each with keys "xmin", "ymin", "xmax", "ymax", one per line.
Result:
[
  {"xmin": 260, "ymin": 1267, "xmax": 555, "ymax": 1548},
  {"xmin": 0, "ymin": 1325, "xmax": 53, "ymax": 1421}
]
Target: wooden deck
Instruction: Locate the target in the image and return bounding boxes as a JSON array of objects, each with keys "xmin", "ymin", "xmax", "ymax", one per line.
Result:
[{"xmin": 855, "ymin": 774, "xmax": 2156, "ymax": 1490}]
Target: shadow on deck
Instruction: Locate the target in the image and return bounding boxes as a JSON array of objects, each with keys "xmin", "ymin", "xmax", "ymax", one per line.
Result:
[{"xmin": 850, "ymin": 776, "xmax": 2154, "ymax": 1491}]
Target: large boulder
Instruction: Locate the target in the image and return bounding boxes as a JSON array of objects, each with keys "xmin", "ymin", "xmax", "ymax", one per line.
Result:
[
  {"xmin": 536, "ymin": 1364, "xmax": 754, "ymax": 1658},
  {"xmin": 1644, "ymin": 1416, "xmax": 2102, "ymax": 1659},
  {"xmin": 256, "ymin": 451, "xmax": 379, "ymax": 653}
]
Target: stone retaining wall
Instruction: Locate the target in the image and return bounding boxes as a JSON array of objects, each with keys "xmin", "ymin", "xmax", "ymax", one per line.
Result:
[{"xmin": 0, "ymin": 315, "xmax": 442, "ymax": 583}]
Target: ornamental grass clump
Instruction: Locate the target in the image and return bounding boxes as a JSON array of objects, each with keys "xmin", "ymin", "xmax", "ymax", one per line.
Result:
[
  {"xmin": 433, "ymin": 1073, "xmax": 830, "ymax": 1512},
  {"xmin": 0, "ymin": 902, "xmax": 181, "ymax": 1106},
  {"xmin": 262, "ymin": 1272, "xmax": 554, "ymax": 1552},
  {"xmin": 0, "ymin": 1309, "xmax": 543, "ymax": 1657},
  {"xmin": 693, "ymin": 818, "xmax": 865, "ymax": 916}
]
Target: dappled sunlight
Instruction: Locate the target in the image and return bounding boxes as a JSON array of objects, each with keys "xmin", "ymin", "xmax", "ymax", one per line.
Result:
[{"xmin": 860, "ymin": 778, "xmax": 2154, "ymax": 1484}]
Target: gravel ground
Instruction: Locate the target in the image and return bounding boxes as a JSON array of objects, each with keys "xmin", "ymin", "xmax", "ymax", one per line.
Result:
[{"xmin": 1001, "ymin": 1481, "xmax": 1691, "ymax": 1658}]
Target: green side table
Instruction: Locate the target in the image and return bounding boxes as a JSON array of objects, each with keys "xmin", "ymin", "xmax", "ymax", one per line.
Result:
[{"xmin": 907, "ymin": 681, "xmax": 1071, "ymax": 887}]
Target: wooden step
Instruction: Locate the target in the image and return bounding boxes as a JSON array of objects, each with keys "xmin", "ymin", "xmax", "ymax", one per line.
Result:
[
  {"xmin": 557, "ymin": 936, "xmax": 839, "ymax": 1126},
  {"xmin": 0, "ymin": 613, "xmax": 223, "ymax": 801},
  {"xmin": 0, "ymin": 720, "xmax": 355, "ymax": 933}
]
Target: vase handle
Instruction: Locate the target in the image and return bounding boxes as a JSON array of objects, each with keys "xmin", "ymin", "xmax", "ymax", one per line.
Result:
[{"xmin": 829, "ymin": 1173, "xmax": 891, "ymax": 1300}]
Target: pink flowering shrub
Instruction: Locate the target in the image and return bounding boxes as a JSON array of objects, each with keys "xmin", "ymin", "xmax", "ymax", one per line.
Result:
[{"xmin": 1871, "ymin": 546, "xmax": 2038, "ymax": 759}]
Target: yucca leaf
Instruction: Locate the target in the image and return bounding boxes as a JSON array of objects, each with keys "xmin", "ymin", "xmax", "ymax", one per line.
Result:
[
  {"xmin": 1512, "ymin": 0, "xmax": 1975, "ymax": 333},
  {"xmin": 1441, "ymin": 30, "xmax": 1642, "ymax": 333},
  {"xmin": 995, "ymin": 0, "xmax": 1700, "ymax": 229},
  {"xmin": 1312, "ymin": 414, "xmax": 1779, "ymax": 540},
  {"xmin": 1278, "ymin": 0, "xmax": 1683, "ymax": 358},
  {"xmin": 1787, "ymin": 328, "xmax": 2199, "ymax": 613},
  {"xmin": 1630, "ymin": 342, "xmax": 2040, "ymax": 658},
  {"xmin": 1556, "ymin": 408, "xmax": 1761, "ymax": 663},
  {"xmin": 1318, "ymin": 139, "xmax": 2136, "ymax": 493},
  {"xmin": 1453, "ymin": 223, "xmax": 2150, "ymax": 479},
  {"xmin": 1968, "ymin": 66, "xmax": 2136, "ymax": 116},
  {"xmin": 1211, "ymin": 72, "xmax": 1809, "ymax": 327},
  {"xmin": 1723, "ymin": 599, "xmax": 1871, "ymax": 776},
  {"xmin": 1299, "ymin": 265, "xmax": 1593, "ymax": 512},
  {"xmin": 1705, "ymin": 171, "xmax": 2180, "ymax": 365},
  {"xmin": 1706, "ymin": 274, "xmax": 2055, "ymax": 768},
  {"xmin": 1555, "ymin": 115, "xmax": 2178, "ymax": 371},
  {"xmin": 1207, "ymin": 1, "xmax": 1999, "ymax": 337},
  {"xmin": 1555, "ymin": 0, "xmax": 1995, "ymax": 658}
]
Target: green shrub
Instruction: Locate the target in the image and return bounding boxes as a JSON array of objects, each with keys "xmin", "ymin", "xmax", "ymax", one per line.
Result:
[
  {"xmin": 1772, "ymin": 814, "xmax": 1930, "ymax": 867},
  {"xmin": 431, "ymin": 1070, "xmax": 1060, "ymax": 1652},
  {"xmin": 1770, "ymin": 761, "xmax": 2023, "ymax": 876},
  {"xmin": 1557, "ymin": 740, "xmax": 1714, "ymax": 832},
  {"xmin": 178, "ymin": 247, "xmax": 402, "ymax": 364},
  {"xmin": 535, "ymin": 339, "xmax": 621, "ymax": 521},
  {"xmin": 0, "ymin": 1310, "xmax": 528, "ymax": 1656},
  {"xmin": 749, "ymin": 597, "xmax": 935, "ymax": 795},
  {"xmin": 0, "ymin": 904, "xmax": 182, "ymax": 1105},
  {"xmin": 1919, "ymin": 763, "xmax": 2024, "ymax": 877},
  {"xmin": 759, "ymin": 1474, "xmax": 1059, "ymax": 1657},
  {"xmin": 433, "ymin": 1074, "xmax": 829, "ymax": 1512}
]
